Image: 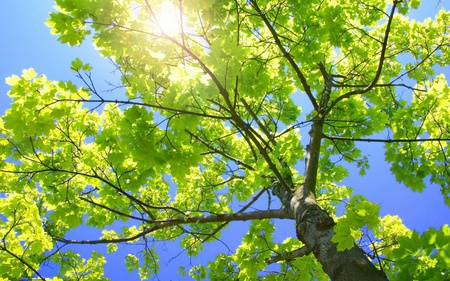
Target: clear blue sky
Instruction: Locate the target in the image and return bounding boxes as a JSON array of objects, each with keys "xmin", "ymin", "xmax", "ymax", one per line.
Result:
[{"xmin": 1, "ymin": 1, "xmax": 450, "ymax": 280}]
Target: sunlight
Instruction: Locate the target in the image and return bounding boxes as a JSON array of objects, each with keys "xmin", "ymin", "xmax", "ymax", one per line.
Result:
[{"xmin": 152, "ymin": 1, "xmax": 183, "ymax": 37}]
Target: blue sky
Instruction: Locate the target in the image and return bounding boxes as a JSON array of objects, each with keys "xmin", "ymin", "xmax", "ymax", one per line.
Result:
[{"xmin": 1, "ymin": 1, "xmax": 450, "ymax": 280}]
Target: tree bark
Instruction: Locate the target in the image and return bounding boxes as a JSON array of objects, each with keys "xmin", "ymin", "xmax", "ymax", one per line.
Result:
[
  {"xmin": 292, "ymin": 203, "xmax": 388, "ymax": 281},
  {"xmin": 274, "ymin": 117, "xmax": 388, "ymax": 280}
]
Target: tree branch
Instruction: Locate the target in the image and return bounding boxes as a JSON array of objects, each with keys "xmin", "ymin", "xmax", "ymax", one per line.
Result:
[
  {"xmin": 333, "ymin": 82, "xmax": 426, "ymax": 92},
  {"xmin": 325, "ymin": 1, "xmax": 400, "ymax": 114},
  {"xmin": 78, "ymin": 196, "xmax": 151, "ymax": 223},
  {"xmin": 0, "ymin": 244, "xmax": 46, "ymax": 281},
  {"xmin": 266, "ymin": 246, "xmax": 311, "ymax": 264},
  {"xmin": 240, "ymin": 98, "xmax": 276, "ymax": 146},
  {"xmin": 250, "ymin": 0, "xmax": 318, "ymax": 110},
  {"xmin": 185, "ymin": 129, "xmax": 254, "ymax": 170},
  {"xmin": 323, "ymin": 135, "xmax": 450, "ymax": 143},
  {"xmin": 52, "ymin": 209, "xmax": 293, "ymax": 245},
  {"xmin": 50, "ymin": 98, "xmax": 230, "ymax": 120},
  {"xmin": 200, "ymin": 188, "xmax": 269, "ymax": 243}
]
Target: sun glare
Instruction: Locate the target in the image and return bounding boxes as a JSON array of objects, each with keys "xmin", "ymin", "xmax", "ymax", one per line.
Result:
[{"xmin": 152, "ymin": 1, "xmax": 183, "ymax": 36}]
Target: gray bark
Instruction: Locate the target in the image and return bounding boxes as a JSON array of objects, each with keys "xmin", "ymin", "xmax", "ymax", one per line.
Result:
[
  {"xmin": 273, "ymin": 116, "xmax": 388, "ymax": 280},
  {"xmin": 292, "ymin": 202, "xmax": 388, "ymax": 281}
]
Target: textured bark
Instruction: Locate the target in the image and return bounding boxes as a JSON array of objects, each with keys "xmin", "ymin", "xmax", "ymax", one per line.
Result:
[
  {"xmin": 292, "ymin": 202, "xmax": 388, "ymax": 281},
  {"xmin": 271, "ymin": 184, "xmax": 387, "ymax": 280},
  {"xmin": 272, "ymin": 116, "xmax": 388, "ymax": 280}
]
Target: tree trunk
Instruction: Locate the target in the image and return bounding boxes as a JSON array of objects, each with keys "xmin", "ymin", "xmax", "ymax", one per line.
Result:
[
  {"xmin": 292, "ymin": 202, "xmax": 388, "ymax": 281},
  {"xmin": 274, "ymin": 117, "xmax": 388, "ymax": 280}
]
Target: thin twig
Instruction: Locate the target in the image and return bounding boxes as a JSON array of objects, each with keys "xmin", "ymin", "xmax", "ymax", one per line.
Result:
[{"xmin": 323, "ymin": 135, "xmax": 450, "ymax": 143}]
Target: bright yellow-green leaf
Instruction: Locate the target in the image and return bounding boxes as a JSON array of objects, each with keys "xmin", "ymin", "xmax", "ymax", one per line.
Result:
[{"xmin": 5, "ymin": 75, "xmax": 20, "ymax": 86}]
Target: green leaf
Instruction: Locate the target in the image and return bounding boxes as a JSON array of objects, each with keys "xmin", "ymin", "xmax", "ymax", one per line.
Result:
[
  {"xmin": 5, "ymin": 74, "xmax": 20, "ymax": 86},
  {"xmin": 71, "ymin": 58, "xmax": 92, "ymax": 72},
  {"xmin": 125, "ymin": 254, "xmax": 140, "ymax": 273},
  {"xmin": 22, "ymin": 68, "xmax": 36, "ymax": 80},
  {"xmin": 410, "ymin": 0, "xmax": 421, "ymax": 9},
  {"xmin": 71, "ymin": 58, "xmax": 83, "ymax": 71}
]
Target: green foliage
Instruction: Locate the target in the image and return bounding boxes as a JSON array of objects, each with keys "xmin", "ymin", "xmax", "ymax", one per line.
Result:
[
  {"xmin": 71, "ymin": 58, "xmax": 92, "ymax": 72},
  {"xmin": 232, "ymin": 220, "xmax": 276, "ymax": 279},
  {"xmin": 317, "ymin": 183, "xmax": 354, "ymax": 216},
  {"xmin": 125, "ymin": 254, "xmax": 140, "ymax": 273},
  {"xmin": 46, "ymin": 8, "xmax": 91, "ymax": 45},
  {"xmin": 189, "ymin": 264, "xmax": 207, "ymax": 280},
  {"xmin": 386, "ymin": 75, "xmax": 450, "ymax": 203},
  {"xmin": 270, "ymin": 237, "xmax": 329, "ymax": 281},
  {"xmin": 385, "ymin": 225, "xmax": 450, "ymax": 280},
  {"xmin": 52, "ymin": 250, "xmax": 107, "ymax": 280},
  {"xmin": 1, "ymin": 0, "xmax": 450, "ymax": 280},
  {"xmin": 332, "ymin": 196, "xmax": 380, "ymax": 251}
]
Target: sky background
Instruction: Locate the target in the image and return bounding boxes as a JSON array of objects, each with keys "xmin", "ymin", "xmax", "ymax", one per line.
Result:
[{"xmin": 1, "ymin": 1, "xmax": 450, "ymax": 280}]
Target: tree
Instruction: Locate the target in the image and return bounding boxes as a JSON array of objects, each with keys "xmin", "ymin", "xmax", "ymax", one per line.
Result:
[{"xmin": 1, "ymin": 0, "xmax": 450, "ymax": 280}]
